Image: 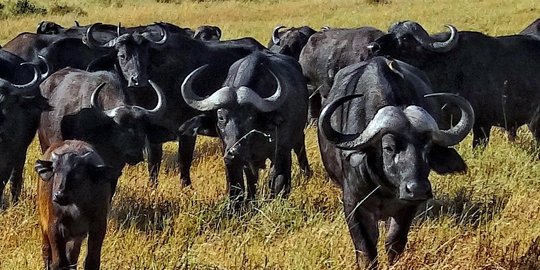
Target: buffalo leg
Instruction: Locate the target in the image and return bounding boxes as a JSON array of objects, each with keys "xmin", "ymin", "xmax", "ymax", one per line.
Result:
[
  {"xmin": 0, "ymin": 167, "xmax": 10, "ymax": 206},
  {"xmin": 308, "ymin": 92, "xmax": 322, "ymax": 124},
  {"xmin": 472, "ymin": 124, "xmax": 491, "ymax": 148},
  {"xmin": 225, "ymin": 158, "xmax": 245, "ymax": 207},
  {"xmin": 146, "ymin": 142, "xmax": 163, "ymax": 186},
  {"xmin": 269, "ymin": 147, "xmax": 292, "ymax": 197},
  {"xmin": 343, "ymin": 193, "xmax": 379, "ymax": 269},
  {"xmin": 85, "ymin": 221, "xmax": 106, "ymax": 270},
  {"xmin": 293, "ymin": 136, "xmax": 311, "ymax": 178},
  {"xmin": 9, "ymin": 152, "xmax": 26, "ymax": 204},
  {"xmin": 178, "ymin": 135, "xmax": 196, "ymax": 187},
  {"xmin": 66, "ymin": 237, "xmax": 83, "ymax": 268},
  {"xmin": 385, "ymin": 207, "xmax": 417, "ymax": 265},
  {"xmin": 244, "ymin": 166, "xmax": 258, "ymax": 201},
  {"xmin": 51, "ymin": 232, "xmax": 69, "ymax": 269},
  {"xmin": 507, "ymin": 126, "xmax": 518, "ymax": 142},
  {"xmin": 41, "ymin": 230, "xmax": 51, "ymax": 269}
]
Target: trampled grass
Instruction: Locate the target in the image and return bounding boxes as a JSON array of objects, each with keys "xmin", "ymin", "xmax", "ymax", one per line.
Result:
[{"xmin": 0, "ymin": 0, "xmax": 539, "ymax": 269}]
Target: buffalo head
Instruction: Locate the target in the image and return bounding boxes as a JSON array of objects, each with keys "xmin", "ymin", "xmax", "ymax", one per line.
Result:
[
  {"xmin": 193, "ymin": 25, "xmax": 222, "ymax": 41},
  {"xmin": 319, "ymin": 93, "xmax": 473, "ymax": 200},
  {"xmin": 180, "ymin": 64, "xmax": 285, "ymax": 161},
  {"xmin": 61, "ymin": 80, "xmax": 166, "ymax": 165},
  {"xmin": 35, "ymin": 143, "xmax": 118, "ymax": 206},
  {"xmin": 37, "ymin": 21, "xmax": 65, "ymax": 35},
  {"xmin": 83, "ymin": 23, "xmax": 168, "ymax": 88},
  {"xmin": 368, "ymin": 21, "xmax": 459, "ymax": 66},
  {"xmin": 269, "ymin": 25, "xmax": 316, "ymax": 60}
]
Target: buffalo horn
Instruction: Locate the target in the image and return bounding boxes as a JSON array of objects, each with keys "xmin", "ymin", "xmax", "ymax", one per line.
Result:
[
  {"xmin": 424, "ymin": 93, "xmax": 474, "ymax": 146},
  {"xmin": 84, "ymin": 23, "xmax": 116, "ymax": 49},
  {"xmin": 272, "ymin": 25, "xmax": 286, "ymax": 44}
]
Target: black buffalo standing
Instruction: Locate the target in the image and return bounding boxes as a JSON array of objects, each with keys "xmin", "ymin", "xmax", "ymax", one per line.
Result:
[
  {"xmin": 0, "ymin": 60, "xmax": 50, "ymax": 205},
  {"xmin": 180, "ymin": 51, "xmax": 310, "ymax": 202},
  {"xmin": 520, "ymin": 18, "xmax": 540, "ymax": 39},
  {"xmin": 318, "ymin": 57, "xmax": 473, "ymax": 268},
  {"xmin": 370, "ymin": 21, "xmax": 540, "ymax": 147},
  {"xmin": 38, "ymin": 68, "xmax": 167, "ymax": 189}
]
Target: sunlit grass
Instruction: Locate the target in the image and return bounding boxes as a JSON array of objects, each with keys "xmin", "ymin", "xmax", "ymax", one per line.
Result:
[{"xmin": 1, "ymin": 0, "xmax": 540, "ymax": 269}]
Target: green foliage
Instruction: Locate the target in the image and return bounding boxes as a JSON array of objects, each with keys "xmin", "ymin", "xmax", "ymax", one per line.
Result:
[
  {"xmin": 11, "ymin": 0, "xmax": 47, "ymax": 15},
  {"xmin": 49, "ymin": 3, "xmax": 87, "ymax": 16}
]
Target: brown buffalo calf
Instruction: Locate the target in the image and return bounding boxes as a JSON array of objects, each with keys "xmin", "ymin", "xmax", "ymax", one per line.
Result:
[{"xmin": 35, "ymin": 140, "xmax": 119, "ymax": 270}]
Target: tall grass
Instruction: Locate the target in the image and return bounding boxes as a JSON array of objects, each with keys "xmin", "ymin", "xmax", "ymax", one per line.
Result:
[{"xmin": 0, "ymin": 0, "xmax": 539, "ymax": 269}]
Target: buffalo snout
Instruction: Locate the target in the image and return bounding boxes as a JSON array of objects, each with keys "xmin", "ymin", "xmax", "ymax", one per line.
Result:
[{"xmin": 399, "ymin": 180, "xmax": 432, "ymax": 201}]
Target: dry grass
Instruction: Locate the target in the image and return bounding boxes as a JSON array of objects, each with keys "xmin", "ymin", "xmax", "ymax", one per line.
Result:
[{"xmin": 1, "ymin": 0, "xmax": 540, "ymax": 269}]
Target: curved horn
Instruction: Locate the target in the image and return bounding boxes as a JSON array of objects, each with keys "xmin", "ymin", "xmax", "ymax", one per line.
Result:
[
  {"xmin": 427, "ymin": 25, "xmax": 459, "ymax": 52},
  {"xmin": 181, "ymin": 65, "xmax": 235, "ymax": 111},
  {"xmin": 9, "ymin": 62, "xmax": 42, "ymax": 95},
  {"xmin": 424, "ymin": 93, "xmax": 474, "ymax": 146},
  {"xmin": 272, "ymin": 25, "xmax": 286, "ymax": 44},
  {"xmin": 74, "ymin": 20, "xmax": 80, "ymax": 27},
  {"xmin": 131, "ymin": 80, "xmax": 167, "ymax": 119},
  {"xmin": 143, "ymin": 23, "xmax": 168, "ymax": 45},
  {"xmin": 84, "ymin": 23, "xmax": 116, "ymax": 48},
  {"xmin": 408, "ymin": 22, "xmax": 459, "ymax": 53},
  {"xmin": 236, "ymin": 66, "xmax": 287, "ymax": 112},
  {"xmin": 90, "ymin": 82, "xmax": 107, "ymax": 112},
  {"xmin": 319, "ymin": 94, "xmax": 365, "ymax": 149},
  {"xmin": 38, "ymin": 55, "xmax": 50, "ymax": 80}
]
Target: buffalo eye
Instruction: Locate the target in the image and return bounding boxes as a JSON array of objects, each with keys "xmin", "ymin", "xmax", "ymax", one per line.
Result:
[{"xmin": 118, "ymin": 53, "xmax": 126, "ymax": 60}]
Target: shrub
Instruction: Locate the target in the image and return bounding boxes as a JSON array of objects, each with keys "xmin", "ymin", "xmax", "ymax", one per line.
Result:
[{"xmin": 11, "ymin": 0, "xmax": 47, "ymax": 15}]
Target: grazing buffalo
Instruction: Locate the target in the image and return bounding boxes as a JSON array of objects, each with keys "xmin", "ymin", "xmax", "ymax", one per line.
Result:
[
  {"xmin": 193, "ymin": 25, "xmax": 222, "ymax": 41},
  {"xmin": 370, "ymin": 21, "xmax": 540, "ymax": 147},
  {"xmin": 180, "ymin": 51, "xmax": 310, "ymax": 202},
  {"xmin": 0, "ymin": 62, "xmax": 50, "ymax": 205},
  {"xmin": 520, "ymin": 18, "xmax": 540, "ymax": 39},
  {"xmin": 38, "ymin": 68, "xmax": 167, "ymax": 183},
  {"xmin": 318, "ymin": 57, "xmax": 473, "ymax": 268},
  {"xmin": 298, "ymin": 26, "xmax": 384, "ymax": 121},
  {"xmin": 36, "ymin": 140, "xmax": 118, "ymax": 270},
  {"xmin": 268, "ymin": 25, "xmax": 316, "ymax": 60}
]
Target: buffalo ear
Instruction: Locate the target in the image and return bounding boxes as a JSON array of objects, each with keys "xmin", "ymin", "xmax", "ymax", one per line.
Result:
[
  {"xmin": 61, "ymin": 108, "xmax": 113, "ymax": 142},
  {"xmin": 429, "ymin": 145, "xmax": 467, "ymax": 174},
  {"xmin": 178, "ymin": 115, "xmax": 208, "ymax": 136},
  {"xmin": 35, "ymin": 160, "xmax": 54, "ymax": 181}
]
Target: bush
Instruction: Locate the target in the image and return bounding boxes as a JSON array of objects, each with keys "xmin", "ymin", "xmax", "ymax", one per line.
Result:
[
  {"xmin": 365, "ymin": 0, "xmax": 391, "ymax": 4},
  {"xmin": 49, "ymin": 3, "xmax": 87, "ymax": 16},
  {"xmin": 11, "ymin": 0, "xmax": 47, "ymax": 15}
]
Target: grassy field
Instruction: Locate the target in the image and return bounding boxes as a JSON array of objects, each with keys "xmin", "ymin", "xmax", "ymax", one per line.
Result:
[{"xmin": 1, "ymin": 0, "xmax": 540, "ymax": 269}]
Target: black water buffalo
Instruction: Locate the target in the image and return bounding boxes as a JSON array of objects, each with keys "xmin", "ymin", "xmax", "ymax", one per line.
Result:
[
  {"xmin": 298, "ymin": 26, "xmax": 384, "ymax": 120},
  {"xmin": 318, "ymin": 56, "xmax": 473, "ymax": 268},
  {"xmin": 268, "ymin": 25, "xmax": 316, "ymax": 60},
  {"xmin": 38, "ymin": 68, "xmax": 167, "ymax": 185},
  {"xmin": 0, "ymin": 64, "xmax": 50, "ymax": 205},
  {"xmin": 36, "ymin": 140, "xmax": 118, "ymax": 270},
  {"xmin": 180, "ymin": 51, "xmax": 310, "ymax": 202},
  {"xmin": 193, "ymin": 25, "xmax": 222, "ymax": 41},
  {"xmin": 520, "ymin": 18, "xmax": 540, "ymax": 39},
  {"xmin": 121, "ymin": 32, "xmax": 266, "ymax": 186},
  {"xmin": 82, "ymin": 23, "xmax": 169, "ymax": 88},
  {"xmin": 370, "ymin": 21, "xmax": 540, "ymax": 147}
]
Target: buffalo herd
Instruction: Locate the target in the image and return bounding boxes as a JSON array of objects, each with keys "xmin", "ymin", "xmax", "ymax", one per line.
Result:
[{"xmin": 0, "ymin": 17, "xmax": 538, "ymax": 269}]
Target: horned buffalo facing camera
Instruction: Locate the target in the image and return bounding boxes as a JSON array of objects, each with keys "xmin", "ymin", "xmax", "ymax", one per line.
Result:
[
  {"xmin": 318, "ymin": 57, "xmax": 473, "ymax": 269},
  {"xmin": 180, "ymin": 51, "xmax": 310, "ymax": 203},
  {"xmin": 36, "ymin": 140, "xmax": 119, "ymax": 270}
]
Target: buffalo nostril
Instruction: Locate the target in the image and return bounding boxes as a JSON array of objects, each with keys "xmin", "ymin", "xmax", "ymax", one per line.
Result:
[
  {"xmin": 130, "ymin": 76, "xmax": 139, "ymax": 86},
  {"xmin": 53, "ymin": 192, "xmax": 66, "ymax": 203}
]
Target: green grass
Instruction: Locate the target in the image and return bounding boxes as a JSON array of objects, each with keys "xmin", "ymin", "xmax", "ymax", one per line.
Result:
[{"xmin": 1, "ymin": 0, "xmax": 540, "ymax": 269}]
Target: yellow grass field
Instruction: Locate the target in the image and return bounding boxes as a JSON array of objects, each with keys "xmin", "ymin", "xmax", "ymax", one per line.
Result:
[{"xmin": 1, "ymin": 0, "xmax": 539, "ymax": 269}]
